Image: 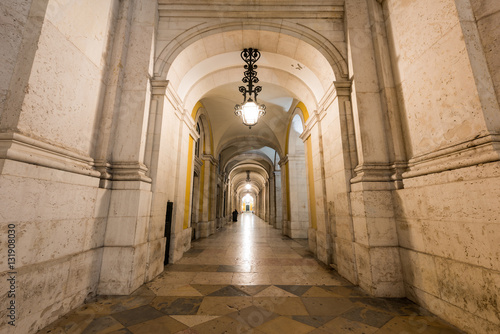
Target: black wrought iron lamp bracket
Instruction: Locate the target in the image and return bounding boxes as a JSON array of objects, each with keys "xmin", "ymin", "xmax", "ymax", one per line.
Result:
[
  {"xmin": 239, "ymin": 48, "xmax": 262, "ymax": 103},
  {"xmin": 234, "ymin": 48, "xmax": 266, "ymax": 128}
]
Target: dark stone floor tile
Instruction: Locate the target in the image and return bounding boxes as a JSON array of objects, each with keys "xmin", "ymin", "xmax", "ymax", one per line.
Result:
[
  {"xmin": 131, "ymin": 285, "xmax": 157, "ymax": 296},
  {"xmin": 152, "ymin": 296, "xmax": 204, "ymax": 315},
  {"xmin": 182, "ymin": 248, "xmax": 205, "ymax": 257},
  {"xmin": 275, "ymin": 285, "xmax": 312, "ymax": 296},
  {"xmin": 227, "ymin": 305, "xmax": 280, "ymax": 328},
  {"xmin": 127, "ymin": 315, "xmax": 188, "ymax": 334},
  {"xmin": 112, "ymin": 305, "xmax": 164, "ymax": 327},
  {"xmin": 291, "ymin": 315, "xmax": 336, "ymax": 328},
  {"xmin": 217, "ymin": 264, "xmax": 251, "ymax": 272},
  {"xmin": 174, "ymin": 329, "xmax": 200, "ymax": 334},
  {"xmin": 341, "ymin": 307, "xmax": 395, "ymax": 328},
  {"xmin": 292, "ymin": 248, "xmax": 315, "ymax": 258},
  {"xmin": 350, "ymin": 297, "xmax": 429, "ymax": 316},
  {"xmin": 107, "ymin": 329, "xmax": 133, "ymax": 334},
  {"xmin": 377, "ymin": 316, "xmax": 464, "ymax": 333},
  {"xmin": 78, "ymin": 295, "xmax": 155, "ymax": 315},
  {"xmin": 321, "ymin": 286, "xmax": 369, "ymax": 298},
  {"xmin": 166, "ymin": 264, "xmax": 219, "ymax": 272},
  {"xmin": 81, "ymin": 315, "xmax": 123, "ymax": 333},
  {"xmin": 301, "ymin": 297, "xmax": 355, "ymax": 317},
  {"xmin": 208, "ymin": 285, "xmax": 250, "ymax": 297},
  {"xmin": 190, "ymin": 284, "xmax": 228, "ymax": 296},
  {"xmin": 236, "ymin": 285, "xmax": 270, "ymax": 296},
  {"xmin": 190, "ymin": 315, "xmax": 252, "ymax": 334},
  {"xmin": 36, "ymin": 313, "xmax": 95, "ymax": 333}
]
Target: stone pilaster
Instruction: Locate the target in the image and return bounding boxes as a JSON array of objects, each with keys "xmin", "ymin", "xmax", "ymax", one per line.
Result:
[
  {"xmin": 345, "ymin": 0, "xmax": 403, "ymax": 297},
  {"xmin": 98, "ymin": 0, "xmax": 159, "ymax": 295}
]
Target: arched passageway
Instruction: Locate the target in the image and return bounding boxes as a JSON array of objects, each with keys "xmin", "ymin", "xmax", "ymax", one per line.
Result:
[{"xmin": 2, "ymin": 1, "xmax": 499, "ymax": 333}]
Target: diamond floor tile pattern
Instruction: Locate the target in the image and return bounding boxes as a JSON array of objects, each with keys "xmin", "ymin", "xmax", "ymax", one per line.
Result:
[{"xmin": 38, "ymin": 214, "xmax": 463, "ymax": 334}]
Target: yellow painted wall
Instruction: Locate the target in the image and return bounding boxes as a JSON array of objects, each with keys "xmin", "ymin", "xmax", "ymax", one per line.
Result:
[
  {"xmin": 183, "ymin": 136, "xmax": 194, "ymax": 229},
  {"xmin": 306, "ymin": 137, "xmax": 317, "ymax": 229}
]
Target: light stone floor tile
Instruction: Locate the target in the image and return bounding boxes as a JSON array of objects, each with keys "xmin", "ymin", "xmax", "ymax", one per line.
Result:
[
  {"xmin": 253, "ymin": 297, "xmax": 309, "ymax": 316},
  {"xmin": 376, "ymin": 316, "xmax": 462, "ymax": 333},
  {"xmin": 197, "ymin": 296, "xmax": 254, "ymax": 315},
  {"xmin": 191, "ymin": 272, "xmax": 234, "ymax": 284},
  {"xmin": 153, "ymin": 284, "xmax": 203, "ymax": 297},
  {"xmin": 253, "ymin": 286, "xmax": 298, "ymax": 297},
  {"xmin": 268, "ymin": 271, "xmax": 310, "ymax": 285},
  {"xmin": 256, "ymin": 316, "xmax": 316, "ymax": 334},
  {"xmin": 320, "ymin": 316, "xmax": 379, "ymax": 333},
  {"xmin": 169, "ymin": 315, "xmax": 220, "ymax": 327},
  {"xmin": 149, "ymin": 272, "xmax": 197, "ymax": 284},
  {"xmin": 232, "ymin": 272, "xmax": 272, "ymax": 285},
  {"xmin": 301, "ymin": 286, "xmax": 339, "ymax": 298},
  {"xmin": 127, "ymin": 315, "xmax": 187, "ymax": 334}
]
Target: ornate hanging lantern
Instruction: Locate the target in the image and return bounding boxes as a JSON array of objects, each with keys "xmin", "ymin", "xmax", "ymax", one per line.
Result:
[{"xmin": 234, "ymin": 48, "xmax": 266, "ymax": 128}]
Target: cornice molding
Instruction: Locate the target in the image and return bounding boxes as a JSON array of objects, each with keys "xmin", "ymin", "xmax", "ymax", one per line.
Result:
[
  {"xmin": 158, "ymin": 2, "xmax": 344, "ymax": 19},
  {"xmin": 403, "ymin": 133, "xmax": 500, "ymax": 179},
  {"xmin": 0, "ymin": 132, "xmax": 100, "ymax": 177}
]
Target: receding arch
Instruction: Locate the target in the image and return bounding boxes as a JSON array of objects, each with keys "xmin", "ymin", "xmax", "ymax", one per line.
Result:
[
  {"xmin": 282, "ymin": 106, "xmax": 310, "ymax": 239},
  {"xmin": 217, "ymin": 135, "xmax": 283, "ymax": 159},
  {"xmin": 285, "ymin": 101, "xmax": 309, "ymax": 155},
  {"xmin": 155, "ymin": 22, "xmax": 348, "ymax": 82}
]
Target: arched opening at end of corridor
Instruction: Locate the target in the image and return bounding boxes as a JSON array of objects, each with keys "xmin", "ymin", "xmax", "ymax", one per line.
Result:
[{"xmin": 241, "ymin": 193, "xmax": 254, "ymax": 213}]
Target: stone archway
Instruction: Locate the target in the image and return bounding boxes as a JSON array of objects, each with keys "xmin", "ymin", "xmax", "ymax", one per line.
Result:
[{"xmin": 284, "ymin": 113, "xmax": 309, "ymax": 239}]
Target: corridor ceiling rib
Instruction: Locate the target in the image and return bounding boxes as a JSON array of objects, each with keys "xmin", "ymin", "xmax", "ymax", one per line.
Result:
[
  {"xmin": 154, "ymin": 23, "xmax": 347, "ymax": 82},
  {"xmin": 176, "ymin": 52, "xmax": 325, "ymax": 104},
  {"xmin": 156, "ymin": 28, "xmax": 343, "ymax": 110},
  {"xmin": 184, "ymin": 67, "xmax": 316, "ymax": 122},
  {"xmin": 224, "ymin": 152, "xmax": 274, "ymax": 176}
]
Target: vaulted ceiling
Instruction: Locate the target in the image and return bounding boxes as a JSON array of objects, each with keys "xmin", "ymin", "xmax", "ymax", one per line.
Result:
[{"xmin": 159, "ymin": 26, "xmax": 340, "ymax": 199}]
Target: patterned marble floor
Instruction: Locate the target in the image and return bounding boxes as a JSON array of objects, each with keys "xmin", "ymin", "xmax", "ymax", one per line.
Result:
[{"xmin": 38, "ymin": 213, "xmax": 463, "ymax": 334}]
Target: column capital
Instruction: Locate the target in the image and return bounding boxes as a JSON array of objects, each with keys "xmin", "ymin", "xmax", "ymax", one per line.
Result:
[
  {"xmin": 109, "ymin": 161, "xmax": 152, "ymax": 183},
  {"xmin": 202, "ymin": 154, "xmax": 218, "ymax": 166},
  {"xmin": 278, "ymin": 156, "xmax": 289, "ymax": 166},
  {"xmin": 301, "ymin": 111, "xmax": 319, "ymax": 142},
  {"xmin": 333, "ymin": 80, "xmax": 352, "ymax": 96},
  {"xmin": 150, "ymin": 79, "xmax": 169, "ymax": 96}
]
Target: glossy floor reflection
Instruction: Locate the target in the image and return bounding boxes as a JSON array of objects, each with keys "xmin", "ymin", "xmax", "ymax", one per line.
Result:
[{"xmin": 38, "ymin": 213, "xmax": 463, "ymax": 333}]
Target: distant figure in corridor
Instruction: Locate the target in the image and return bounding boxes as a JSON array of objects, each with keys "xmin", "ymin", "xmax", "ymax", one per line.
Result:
[{"xmin": 232, "ymin": 209, "xmax": 238, "ymax": 222}]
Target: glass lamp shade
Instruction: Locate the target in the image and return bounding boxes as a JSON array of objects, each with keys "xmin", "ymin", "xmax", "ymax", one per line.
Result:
[
  {"xmin": 234, "ymin": 98, "xmax": 266, "ymax": 128},
  {"xmin": 245, "ymin": 184, "xmax": 251, "ymax": 190},
  {"xmin": 241, "ymin": 101, "xmax": 260, "ymax": 126}
]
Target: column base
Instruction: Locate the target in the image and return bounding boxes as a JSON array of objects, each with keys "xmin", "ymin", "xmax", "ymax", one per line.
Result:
[
  {"xmin": 354, "ymin": 243, "xmax": 404, "ymax": 297},
  {"xmin": 98, "ymin": 244, "xmax": 148, "ymax": 295}
]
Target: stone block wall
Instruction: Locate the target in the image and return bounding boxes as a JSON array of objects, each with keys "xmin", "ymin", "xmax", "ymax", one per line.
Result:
[
  {"xmin": 394, "ymin": 163, "xmax": 500, "ymax": 333},
  {"xmin": 469, "ymin": 0, "xmax": 500, "ymax": 114},
  {"xmin": 0, "ymin": 161, "xmax": 109, "ymax": 333},
  {"xmin": 383, "ymin": 0, "xmax": 500, "ymax": 331},
  {"xmin": 0, "ymin": 1, "xmax": 119, "ymax": 332}
]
